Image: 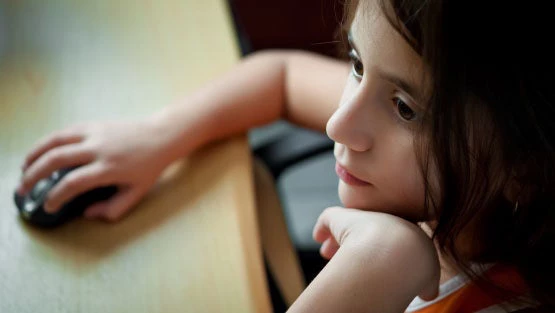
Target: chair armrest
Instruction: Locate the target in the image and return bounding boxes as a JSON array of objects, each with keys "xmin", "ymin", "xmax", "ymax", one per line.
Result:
[{"xmin": 253, "ymin": 129, "xmax": 334, "ymax": 179}]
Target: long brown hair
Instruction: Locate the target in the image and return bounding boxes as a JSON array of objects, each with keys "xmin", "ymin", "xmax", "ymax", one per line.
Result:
[{"xmin": 342, "ymin": 0, "xmax": 555, "ymax": 309}]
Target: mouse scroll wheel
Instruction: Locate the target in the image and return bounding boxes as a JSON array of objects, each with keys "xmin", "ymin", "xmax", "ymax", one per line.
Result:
[{"xmin": 30, "ymin": 178, "xmax": 54, "ymax": 201}]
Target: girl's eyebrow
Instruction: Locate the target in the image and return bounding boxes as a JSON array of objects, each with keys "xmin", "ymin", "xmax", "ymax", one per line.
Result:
[
  {"xmin": 347, "ymin": 31, "xmax": 360, "ymax": 53},
  {"xmin": 377, "ymin": 70, "xmax": 423, "ymax": 102},
  {"xmin": 348, "ymin": 29, "xmax": 423, "ymax": 102}
]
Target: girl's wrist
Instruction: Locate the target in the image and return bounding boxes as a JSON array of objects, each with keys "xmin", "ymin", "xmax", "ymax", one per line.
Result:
[{"xmin": 147, "ymin": 105, "xmax": 208, "ymax": 164}]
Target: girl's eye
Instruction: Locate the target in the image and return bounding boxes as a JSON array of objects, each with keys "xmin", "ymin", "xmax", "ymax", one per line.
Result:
[
  {"xmin": 394, "ymin": 97, "xmax": 416, "ymax": 121},
  {"xmin": 348, "ymin": 50, "xmax": 363, "ymax": 78}
]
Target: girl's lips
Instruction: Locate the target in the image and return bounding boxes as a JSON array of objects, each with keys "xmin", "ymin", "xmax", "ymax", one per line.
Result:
[{"xmin": 335, "ymin": 162, "xmax": 371, "ymax": 186}]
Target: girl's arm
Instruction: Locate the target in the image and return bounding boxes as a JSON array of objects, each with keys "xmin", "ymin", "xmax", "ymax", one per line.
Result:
[
  {"xmin": 19, "ymin": 51, "xmax": 349, "ymax": 220},
  {"xmin": 287, "ymin": 207, "xmax": 440, "ymax": 313},
  {"xmin": 151, "ymin": 50, "xmax": 350, "ymax": 162}
]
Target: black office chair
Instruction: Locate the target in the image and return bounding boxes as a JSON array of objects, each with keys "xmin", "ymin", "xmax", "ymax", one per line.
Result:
[
  {"xmin": 227, "ymin": 1, "xmax": 342, "ymax": 311},
  {"xmin": 255, "ymin": 116, "xmax": 336, "ymax": 305}
]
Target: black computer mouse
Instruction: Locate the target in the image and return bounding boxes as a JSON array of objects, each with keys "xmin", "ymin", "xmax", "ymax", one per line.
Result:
[{"xmin": 14, "ymin": 167, "xmax": 118, "ymax": 228}]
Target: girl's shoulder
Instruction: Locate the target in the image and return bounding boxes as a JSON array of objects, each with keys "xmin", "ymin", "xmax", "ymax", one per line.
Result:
[{"xmin": 406, "ymin": 263, "xmax": 533, "ymax": 313}]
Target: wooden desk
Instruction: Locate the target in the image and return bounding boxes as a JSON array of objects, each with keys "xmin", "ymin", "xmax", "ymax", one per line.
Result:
[{"xmin": 0, "ymin": 1, "xmax": 271, "ymax": 312}]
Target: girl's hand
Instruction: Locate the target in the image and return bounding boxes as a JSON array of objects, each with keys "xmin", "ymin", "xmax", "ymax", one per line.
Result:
[
  {"xmin": 17, "ymin": 117, "xmax": 176, "ymax": 222},
  {"xmin": 313, "ymin": 207, "xmax": 440, "ymax": 302}
]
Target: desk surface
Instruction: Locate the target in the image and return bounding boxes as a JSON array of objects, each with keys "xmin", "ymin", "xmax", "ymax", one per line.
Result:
[{"xmin": 0, "ymin": 1, "xmax": 271, "ymax": 312}]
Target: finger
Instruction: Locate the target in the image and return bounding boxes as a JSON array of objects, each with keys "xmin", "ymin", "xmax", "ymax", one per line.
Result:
[
  {"xmin": 19, "ymin": 144, "xmax": 95, "ymax": 195},
  {"xmin": 99, "ymin": 187, "xmax": 144, "ymax": 222},
  {"xmin": 43, "ymin": 164, "xmax": 111, "ymax": 213},
  {"xmin": 22, "ymin": 130, "xmax": 84, "ymax": 171},
  {"xmin": 313, "ymin": 217, "xmax": 332, "ymax": 244},
  {"xmin": 320, "ymin": 237, "xmax": 340, "ymax": 260},
  {"xmin": 313, "ymin": 207, "xmax": 359, "ymax": 245},
  {"xmin": 83, "ymin": 201, "xmax": 110, "ymax": 219}
]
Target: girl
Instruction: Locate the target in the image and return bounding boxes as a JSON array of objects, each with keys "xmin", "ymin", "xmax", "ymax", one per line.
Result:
[{"xmin": 16, "ymin": 0, "xmax": 555, "ymax": 311}]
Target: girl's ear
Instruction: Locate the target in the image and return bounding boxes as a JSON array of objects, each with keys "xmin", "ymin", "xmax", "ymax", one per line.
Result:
[
  {"xmin": 503, "ymin": 176, "xmax": 522, "ymax": 211},
  {"xmin": 504, "ymin": 163, "xmax": 534, "ymax": 211}
]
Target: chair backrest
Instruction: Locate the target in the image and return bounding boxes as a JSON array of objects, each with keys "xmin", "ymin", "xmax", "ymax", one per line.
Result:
[{"xmin": 229, "ymin": 0, "xmax": 344, "ymax": 57}]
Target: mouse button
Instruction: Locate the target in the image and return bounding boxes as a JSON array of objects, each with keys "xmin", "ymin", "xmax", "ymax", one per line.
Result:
[
  {"xmin": 21, "ymin": 200, "xmax": 38, "ymax": 218},
  {"xmin": 50, "ymin": 170, "xmax": 63, "ymax": 181},
  {"xmin": 51, "ymin": 167, "xmax": 76, "ymax": 181},
  {"xmin": 30, "ymin": 178, "xmax": 54, "ymax": 201}
]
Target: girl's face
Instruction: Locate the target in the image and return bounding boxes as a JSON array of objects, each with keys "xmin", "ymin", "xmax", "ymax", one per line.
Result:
[{"xmin": 327, "ymin": 2, "xmax": 432, "ymax": 221}]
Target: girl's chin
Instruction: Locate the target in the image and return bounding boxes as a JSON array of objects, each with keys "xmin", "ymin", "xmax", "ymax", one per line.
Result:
[
  {"xmin": 338, "ymin": 182, "xmax": 376, "ymax": 211},
  {"xmin": 338, "ymin": 182, "xmax": 426, "ymax": 221}
]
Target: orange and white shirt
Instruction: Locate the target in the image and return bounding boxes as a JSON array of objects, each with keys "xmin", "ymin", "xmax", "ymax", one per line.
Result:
[{"xmin": 405, "ymin": 264, "xmax": 533, "ymax": 313}]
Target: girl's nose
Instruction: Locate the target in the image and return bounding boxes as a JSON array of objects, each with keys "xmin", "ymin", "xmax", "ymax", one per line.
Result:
[{"xmin": 326, "ymin": 92, "xmax": 373, "ymax": 153}]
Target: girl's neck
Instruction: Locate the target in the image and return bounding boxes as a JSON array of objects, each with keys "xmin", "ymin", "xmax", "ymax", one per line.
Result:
[
  {"xmin": 438, "ymin": 249, "xmax": 460, "ymax": 284},
  {"xmin": 420, "ymin": 221, "xmax": 461, "ymax": 284}
]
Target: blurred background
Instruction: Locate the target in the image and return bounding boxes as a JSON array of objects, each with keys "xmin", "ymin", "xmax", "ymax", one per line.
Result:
[
  {"xmin": 0, "ymin": 1, "xmax": 346, "ymax": 311},
  {"xmin": 0, "ymin": 6, "xmax": 6, "ymax": 58},
  {"xmin": 228, "ymin": 0, "xmax": 346, "ymax": 311}
]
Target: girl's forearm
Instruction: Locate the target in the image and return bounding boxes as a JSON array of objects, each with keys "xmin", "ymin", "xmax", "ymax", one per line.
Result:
[{"xmin": 149, "ymin": 50, "xmax": 349, "ymax": 162}]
